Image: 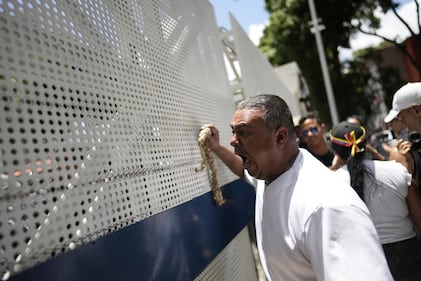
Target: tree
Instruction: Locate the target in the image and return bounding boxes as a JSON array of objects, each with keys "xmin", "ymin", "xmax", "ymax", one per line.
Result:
[
  {"xmin": 351, "ymin": 0, "xmax": 421, "ymax": 75},
  {"xmin": 259, "ymin": 0, "xmax": 418, "ymax": 126}
]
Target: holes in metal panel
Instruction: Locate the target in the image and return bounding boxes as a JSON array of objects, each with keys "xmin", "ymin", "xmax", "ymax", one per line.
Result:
[{"xmin": 0, "ymin": 0, "xmax": 236, "ymax": 279}]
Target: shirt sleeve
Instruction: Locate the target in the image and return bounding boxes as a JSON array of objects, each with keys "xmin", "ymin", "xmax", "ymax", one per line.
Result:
[
  {"xmin": 388, "ymin": 161, "xmax": 412, "ymax": 197},
  {"xmin": 303, "ymin": 205, "xmax": 394, "ymax": 281}
]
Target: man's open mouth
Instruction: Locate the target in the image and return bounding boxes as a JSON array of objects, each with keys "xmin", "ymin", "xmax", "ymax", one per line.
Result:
[{"xmin": 236, "ymin": 151, "xmax": 251, "ymax": 168}]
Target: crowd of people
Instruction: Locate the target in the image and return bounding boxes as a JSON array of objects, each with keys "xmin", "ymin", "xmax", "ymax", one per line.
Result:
[{"xmin": 202, "ymin": 82, "xmax": 421, "ymax": 280}]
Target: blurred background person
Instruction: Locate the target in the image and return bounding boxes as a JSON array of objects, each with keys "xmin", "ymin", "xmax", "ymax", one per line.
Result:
[
  {"xmin": 298, "ymin": 112, "xmax": 335, "ymax": 168},
  {"xmin": 380, "ymin": 116, "xmax": 408, "ymax": 158},
  {"xmin": 346, "ymin": 115, "xmax": 385, "ymax": 161},
  {"xmin": 330, "ymin": 121, "xmax": 421, "ymax": 281}
]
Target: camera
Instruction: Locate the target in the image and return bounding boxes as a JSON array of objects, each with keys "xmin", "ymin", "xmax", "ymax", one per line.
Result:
[{"xmin": 409, "ymin": 132, "xmax": 421, "ymax": 151}]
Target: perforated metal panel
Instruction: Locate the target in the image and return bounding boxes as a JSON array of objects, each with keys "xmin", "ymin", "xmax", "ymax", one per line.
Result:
[
  {"xmin": 229, "ymin": 14, "xmax": 302, "ymax": 117},
  {"xmin": 194, "ymin": 227, "xmax": 258, "ymax": 281},
  {"xmin": 0, "ymin": 0, "xmax": 243, "ymax": 279}
]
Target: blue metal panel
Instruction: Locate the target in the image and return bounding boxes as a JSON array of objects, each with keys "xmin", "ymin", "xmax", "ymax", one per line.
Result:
[{"xmin": 10, "ymin": 180, "xmax": 255, "ymax": 281}]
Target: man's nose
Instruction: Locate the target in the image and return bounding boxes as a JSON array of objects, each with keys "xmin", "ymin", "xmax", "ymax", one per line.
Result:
[{"xmin": 230, "ymin": 134, "xmax": 240, "ymax": 147}]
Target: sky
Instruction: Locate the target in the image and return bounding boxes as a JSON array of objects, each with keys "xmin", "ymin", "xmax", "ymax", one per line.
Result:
[
  {"xmin": 208, "ymin": 0, "xmax": 269, "ymax": 45},
  {"xmin": 208, "ymin": 0, "xmax": 420, "ymax": 60}
]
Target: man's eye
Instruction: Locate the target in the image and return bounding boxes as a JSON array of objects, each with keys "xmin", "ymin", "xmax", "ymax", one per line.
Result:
[{"xmin": 236, "ymin": 131, "xmax": 249, "ymax": 138}]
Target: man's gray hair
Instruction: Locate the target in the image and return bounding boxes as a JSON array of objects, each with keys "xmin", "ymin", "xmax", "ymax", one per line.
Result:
[{"xmin": 236, "ymin": 94, "xmax": 295, "ymax": 133}]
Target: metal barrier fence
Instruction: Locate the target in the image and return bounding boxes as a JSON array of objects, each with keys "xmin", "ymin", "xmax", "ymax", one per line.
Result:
[{"xmin": 0, "ymin": 1, "xmax": 299, "ymax": 280}]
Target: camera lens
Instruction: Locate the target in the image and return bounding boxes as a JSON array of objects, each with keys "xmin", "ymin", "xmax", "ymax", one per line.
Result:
[{"xmin": 409, "ymin": 132, "xmax": 421, "ymax": 150}]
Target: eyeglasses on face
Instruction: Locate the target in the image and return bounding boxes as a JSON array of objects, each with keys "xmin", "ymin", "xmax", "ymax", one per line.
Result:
[{"xmin": 302, "ymin": 126, "xmax": 319, "ymax": 137}]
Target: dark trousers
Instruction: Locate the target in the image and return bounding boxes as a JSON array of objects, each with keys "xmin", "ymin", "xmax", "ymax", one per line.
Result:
[{"xmin": 383, "ymin": 237, "xmax": 421, "ymax": 281}]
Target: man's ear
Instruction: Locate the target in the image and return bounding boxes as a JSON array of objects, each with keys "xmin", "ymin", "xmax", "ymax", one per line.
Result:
[
  {"xmin": 413, "ymin": 104, "xmax": 421, "ymax": 114},
  {"xmin": 275, "ymin": 128, "xmax": 288, "ymax": 145}
]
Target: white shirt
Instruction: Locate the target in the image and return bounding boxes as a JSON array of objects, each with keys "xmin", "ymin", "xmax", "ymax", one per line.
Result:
[
  {"xmin": 246, "ymin": 149, "xmax": 393, "ymax": 281},
  {"xmin": 335, "ymin": 160, "xmax": 414, "ymax": 244}
]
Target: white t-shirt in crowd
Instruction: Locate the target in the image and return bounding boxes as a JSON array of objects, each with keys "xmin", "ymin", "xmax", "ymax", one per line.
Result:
[
  {"xmin": 335, "ymin": 160, "xmax": 414, "ymax": 244},
  {"xmin": 245, "ymin": 149, "xmax": 393, "ymax": 281}
]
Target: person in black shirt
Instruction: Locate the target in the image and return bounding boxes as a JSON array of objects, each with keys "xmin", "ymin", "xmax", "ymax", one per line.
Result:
[{"xmin": 298, "ymin": 113, "xmax": 335, "ymax": 168}]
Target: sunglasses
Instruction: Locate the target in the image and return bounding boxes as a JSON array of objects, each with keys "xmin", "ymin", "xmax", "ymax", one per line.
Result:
[{"xmin": 302, "ymin": 126, "xmax": 319, "ymax": 137}]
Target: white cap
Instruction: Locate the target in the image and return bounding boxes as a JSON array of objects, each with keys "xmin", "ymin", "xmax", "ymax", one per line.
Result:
[{"xmin": 384, "ymin": 82, "xmax": 421, "ymax": 123}]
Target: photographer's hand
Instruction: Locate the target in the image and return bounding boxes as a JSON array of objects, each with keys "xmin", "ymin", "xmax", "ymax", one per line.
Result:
[
  {"xmin": 396, "ymin": 139, "xmax": 412, "ymax": 154},
  {"xmin": 390, "ymin": 140, "xmax": 414, "ymax": 174}
]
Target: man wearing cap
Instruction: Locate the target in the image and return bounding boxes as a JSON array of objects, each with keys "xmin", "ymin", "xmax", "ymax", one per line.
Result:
[
  {"xmin": 385, "ymin": 82, "xmax": 421, "ymax": 204},
  {"xmin": 384, "ymin": 82, "xmax": 421, "ymax": 132}
]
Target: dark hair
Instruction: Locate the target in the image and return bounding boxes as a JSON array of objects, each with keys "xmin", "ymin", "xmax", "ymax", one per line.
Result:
[
  {"xmin": 347, "ymin": 154, "xmax": 366, "ymax": 199},
  {"xmin": 236, "ymin": 94, "xmax": 295, "ymax": 135},
  {"xmin": 330, "ymin": 122, "xmax": 367, "ymax": 158},
  {"xmin": 298, "ymin": 112, "xmax": 321, "ymax": 127},
  {"xmin": 330, "ymin": 121, "xmax": 371, "ymax": 200}
]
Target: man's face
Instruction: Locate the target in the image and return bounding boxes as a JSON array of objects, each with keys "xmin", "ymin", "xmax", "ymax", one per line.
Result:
[
  {"xmin": 230, "ymin": 108, "xmax": 278, "ymax": 181},
  {"xmin": 398, "ymin": 106, "xmax": 419, "ymax": 132},
  {"xmin": 389, "ymin": 118, "xmax": 404, "ymax": 135},
  {"xmin": 300, "ymin": 118, "xmax": 324, "ymax": 148}
]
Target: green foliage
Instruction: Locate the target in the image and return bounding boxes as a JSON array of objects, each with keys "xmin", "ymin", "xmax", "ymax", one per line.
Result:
[{"xmin": 259, "ymin": 0, "xmax": 405, "ymax": 127}]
